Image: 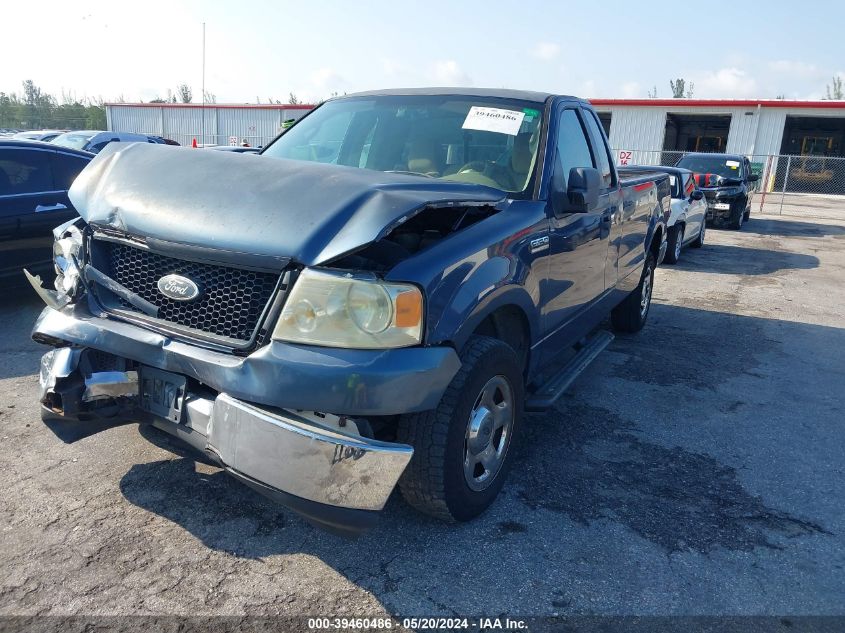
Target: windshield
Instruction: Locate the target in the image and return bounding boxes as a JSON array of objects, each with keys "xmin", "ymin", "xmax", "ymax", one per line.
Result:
[
  {"xmin": 676, "ymin": 155, "xmax": 743, "ymax": 180},
  {"xmin": 262, "ymin": 95, "xmax": 544, "ymax": 194},
  {"xmin": 53, "ymin": 132, "xmax": 96, "ymax": 150}
]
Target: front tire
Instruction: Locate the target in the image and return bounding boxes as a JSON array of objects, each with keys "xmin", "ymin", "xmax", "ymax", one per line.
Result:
[
  {"xmin": 663, "ymin": 224, "xmax": 684, "ymax": 264},
  {"xmin": 731, "ymin": 207, "xmax": 744, "ymax": 230},
  {"xmin": 611, "ymin": 251, "xmax": 655, "ymax": 333},
  {"xmin": 396, "ymin": 336, "xmax": 524, "ymax": 522}
]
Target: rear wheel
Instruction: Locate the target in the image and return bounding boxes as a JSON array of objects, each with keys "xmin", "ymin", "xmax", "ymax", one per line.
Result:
[
  {"xmin": 664, "ymin": 225, "xmax": 684, "ymax": 264},
  {"xmin": 396, "ymin": 336, "xmax": 523, "ymax": 522},
  {"xmin": 611, "ymin": 252, "xmax": 656, "ymax": 333}
]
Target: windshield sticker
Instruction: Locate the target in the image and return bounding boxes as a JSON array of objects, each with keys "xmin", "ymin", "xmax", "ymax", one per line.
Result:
[
  {"xmin": 462, "ymin": 106, "xmax": 525, "ymax": 136},
  {"xmin": 726, "ymin": 160, "xmax": 740, "ymax": 169},
  {"xmin": 522, "ymin": 107, "xmax": 540, "ymax": 122}
]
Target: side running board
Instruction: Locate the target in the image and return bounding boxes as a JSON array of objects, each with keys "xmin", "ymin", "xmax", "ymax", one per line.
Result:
[{"xmin": 525, "ymin": 330, "xmax": 615, "ymax": 412}]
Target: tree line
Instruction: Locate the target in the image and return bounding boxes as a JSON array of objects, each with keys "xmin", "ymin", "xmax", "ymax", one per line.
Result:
[{"xmin": 0, "ymin": 80, "xmax": 107, "ymax": 131}]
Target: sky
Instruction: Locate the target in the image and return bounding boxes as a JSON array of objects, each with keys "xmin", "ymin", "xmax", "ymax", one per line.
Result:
[{"xmin": 2, "ymin": 0, "xmax": 843, "ymax": 104}]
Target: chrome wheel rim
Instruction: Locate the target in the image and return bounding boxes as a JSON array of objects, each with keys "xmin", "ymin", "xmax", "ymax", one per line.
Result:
[
  {"xmin": 463, "ymin": 375, "xmax": 514, "ymax": 491},
  {"xmin": 674, "ymin": 228, "xmax": 683, "ymax": 259},
  {"xmin": 640, "ymin": 263, "xmax": 653, "ymax": 318}
]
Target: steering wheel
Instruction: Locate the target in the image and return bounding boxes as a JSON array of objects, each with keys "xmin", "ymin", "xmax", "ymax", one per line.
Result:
[
  {"xmin": 385, "ymin": 170, "xmax": 436, "ymax": 178},
  {"xmin": 455, "ymin": 161, "xmax": 488, "ymax": 174}
]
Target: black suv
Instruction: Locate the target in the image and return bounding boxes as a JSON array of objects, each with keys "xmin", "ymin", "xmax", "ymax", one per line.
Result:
[{"xmin": 676, "ymin": 152, "xmax": 758, "ymax": 230}]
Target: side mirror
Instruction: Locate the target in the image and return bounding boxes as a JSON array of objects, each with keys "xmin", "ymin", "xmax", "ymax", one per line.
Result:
[
  {"xmin": 748, "ymin": 174, "xmax": 759, "ymax": 182},
  {"xmin": 690, "ymin": 190, "xmax": 704, "ymax": 201},
  {"xmin": 552, "ymin": 166, "xmax": 601, "ymax": 216}
]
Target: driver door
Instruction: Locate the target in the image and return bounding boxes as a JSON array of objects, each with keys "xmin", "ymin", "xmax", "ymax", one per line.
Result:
[{"xmin": 539, "ymin": 107, "xmax": 612, "ymax": 362}]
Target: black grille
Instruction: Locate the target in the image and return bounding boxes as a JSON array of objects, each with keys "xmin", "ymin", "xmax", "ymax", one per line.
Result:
[{"xmin": 102, "ymin": 241, "xmax": 280, "ymax": 343}]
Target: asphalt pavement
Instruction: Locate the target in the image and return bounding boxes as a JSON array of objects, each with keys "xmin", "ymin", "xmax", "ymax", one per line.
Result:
[{"xmin": 1, "ymin": 213, "xmax": 843, "ymax": 618}]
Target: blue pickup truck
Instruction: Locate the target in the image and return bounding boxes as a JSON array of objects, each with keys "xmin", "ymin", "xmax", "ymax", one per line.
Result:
[{"xmin": 28, "ymin": 88, "xmax": 668, "ymax": 534}]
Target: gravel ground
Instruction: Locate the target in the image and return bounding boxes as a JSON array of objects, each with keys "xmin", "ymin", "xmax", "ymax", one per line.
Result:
[{"xmin": 0, "ymin": 213, "xmax": 843, "ymax": 618}]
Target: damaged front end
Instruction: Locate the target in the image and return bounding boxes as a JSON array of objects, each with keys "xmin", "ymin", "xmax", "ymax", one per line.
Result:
[
  {"xmin": 35, "ymin": 337, "xmax": 417, "ymax": 536},
  {"xmin": 25, "ymin": 143, "xmax": 518, "ymax": 533}
]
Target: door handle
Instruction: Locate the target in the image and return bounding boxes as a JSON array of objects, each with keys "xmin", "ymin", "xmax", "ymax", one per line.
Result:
[{"xmin": 35, "ymin": 203, "xmax": 68, "ymax": 213}]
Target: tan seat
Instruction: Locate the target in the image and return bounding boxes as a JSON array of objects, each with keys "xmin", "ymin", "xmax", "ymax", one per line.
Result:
[{"xmin": 406, "ymin": 138, "xmax": 440, "ymax": 176}]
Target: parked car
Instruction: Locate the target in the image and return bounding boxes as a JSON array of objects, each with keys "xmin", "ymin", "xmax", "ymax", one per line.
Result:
[
  {"xmin": 209, "ymin": 145, "xmax": 261, "ymax": 154},
  {"xmin": 51, "ymin": 130, "xmax": 161, "ymax": 154},
  {"xmin": 29, "ymin": 88, "xmax": 668, "ymax": 534},
  {"xmin": 619, "ymin": 165, "xmax": 706, "ymax": 263},
  {"xmin": 0, "ymin": 140, "xmax": 92, "ymax": 287},
  {"xmin": 148, "ymin": 136, "xmax": 181, "ymax": 146},
  {"xmin": 12, "ymin": 130, "xmax": 68, "ymax": 143},
  {"xmin": 675, "ymin": 152, "xmax": 758, "ymax": 230}
]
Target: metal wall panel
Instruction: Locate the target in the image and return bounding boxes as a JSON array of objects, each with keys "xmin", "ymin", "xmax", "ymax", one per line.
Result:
[
  {"xmin": 108, "ymin": 105, "xmax": 163, "ymax": 135},
  {"xmin": 162, "ymin": 108, "xmax": 217, "ymax": 146},
  {"xmin": 217, "ymin": 108, "xmax": 281, "ymax": 146},
  {"xmin": 600, "ymin": 107, "xmax": 667, "ymax": 165},
  {"xmin": 753, "ymin": 109, "xmax": 787, "ymax": 156}
]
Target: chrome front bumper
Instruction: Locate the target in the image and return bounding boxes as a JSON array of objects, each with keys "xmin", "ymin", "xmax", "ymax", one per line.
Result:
[{"xmin": 38, "ymin": 348, "xmax": 413, "ymax": 534}]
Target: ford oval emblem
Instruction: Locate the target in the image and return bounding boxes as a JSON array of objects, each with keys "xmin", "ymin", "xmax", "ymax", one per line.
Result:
[{"xmin": 157, "ymin": 274, "xmax": 201, "ymax": 302}]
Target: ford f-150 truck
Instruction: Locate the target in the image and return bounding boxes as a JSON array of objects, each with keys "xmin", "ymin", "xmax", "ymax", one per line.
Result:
[{"xmin": 27, "ymin": 89, "xmax": 668, "ymax": 534}]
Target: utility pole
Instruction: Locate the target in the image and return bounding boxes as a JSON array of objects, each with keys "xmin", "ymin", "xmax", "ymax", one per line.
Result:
[{"xmin": 201, "ymin": 21, "xmax": 206, "ymax": 146}]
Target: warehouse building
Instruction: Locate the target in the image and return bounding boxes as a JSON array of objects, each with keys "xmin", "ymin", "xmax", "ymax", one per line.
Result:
[
  {"xmin": 106, "ymin": 97, "xmax": 845, "ymax": 192},
  {"xmin": 595, "ymin": 99, "xmax": 845, "ymax": 195},
  {"xmin": 591, "ymin": 98, "xmax": 845, "ymax": 162},
  {"xmin": 105, "ymin": 102, "xmax": 314, "ymax": 148}
]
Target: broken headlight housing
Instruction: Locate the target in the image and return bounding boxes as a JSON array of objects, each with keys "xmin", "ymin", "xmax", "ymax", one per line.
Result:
[
  {"xmin": 272, "ymin": 268, "xmax": 423, "ymax": 349},
  {"xmin": 52, "ymin": 223, "xmax": 84, "ymax": 299}
]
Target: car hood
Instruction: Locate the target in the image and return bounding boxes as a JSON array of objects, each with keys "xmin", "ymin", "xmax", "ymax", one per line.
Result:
[{"xmin": 69, "ymin": 143, "xmax": 506, "ymax": 266}]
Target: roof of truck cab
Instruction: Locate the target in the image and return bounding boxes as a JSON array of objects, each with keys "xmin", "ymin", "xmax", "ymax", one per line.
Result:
[
  {"xmin": 340, "ymin": 87, "xmax": 572, "ymax": 105},
  {"xmin": 679, "ymin": 152, "xmax": 746, "ymax": 161}
]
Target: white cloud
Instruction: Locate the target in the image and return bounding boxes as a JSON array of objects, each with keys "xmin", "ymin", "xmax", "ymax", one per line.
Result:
[
  {"xmin": 620, "ymin": 81, "xmax": 641, "ymax": 98},
  {"xmin": 432, "ymin": 60, "xmax": 472, "ymax": 86},
  {"xmin": 310, "ymin": 67, "xmax": 345, "ymax": 90},
  {"xmin": 381, "ymin": 58, "xmax": 404, "ymax": 76},
  {"xmin": 531, "ymin": 42, "xmax": 560, "ymax": 61},
  {"xmin": 580, "ymin": 79, "xmax": 598, "ymax": 98},
  {"xmin": 768, "ymin": 60, "xmax": 822, "ymax": 77},
  {"xmin": 692, "ymin": 67, "xmax": 758, "ymax": 98}
]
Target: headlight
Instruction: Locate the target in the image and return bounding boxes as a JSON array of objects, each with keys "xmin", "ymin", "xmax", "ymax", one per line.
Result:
[
  {"xmin": 273, "ymin": 268, "xmax": 423, "ymax": 348},
  {"xmin": 52, "ymin": 225, "xmax": 83, "ymax": 297}
]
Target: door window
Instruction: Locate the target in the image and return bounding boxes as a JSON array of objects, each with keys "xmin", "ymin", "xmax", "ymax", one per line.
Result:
[
  {"xmin": 582, "ymin": 110, "xmax": 614, "ymax": 187},
  {"xmin": 51, "ymin": 153, "xmax": 91, "ymax": 190},
  {"xmin": 0, "ymin": 149, "xmax": 54, "ymax": 196},
  {"xmin": 555, "ymin": 109, "xmax": 595, "ymax": 190}
]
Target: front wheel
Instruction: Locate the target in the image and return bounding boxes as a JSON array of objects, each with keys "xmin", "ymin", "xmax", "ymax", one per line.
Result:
[
  {"xmin": 611, "ymin": 252, "xmax": 655, "ymax": 333},
  {"xmin": 731, "ymin": 208, "xmax": 744, "ymax": 230},
  {"xmin": 396, "ymin": 336, "xmax": 524, "ymax": 522}
]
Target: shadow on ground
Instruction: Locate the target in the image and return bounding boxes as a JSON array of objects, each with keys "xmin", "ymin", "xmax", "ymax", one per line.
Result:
[
  {"xmin": 0, "ymin": 290, "xmax": 47, "ymax": 379},
  {"xmin": 673, "ymin": 243, "xmax": 819, "ymax": 276},
  {"xmin": 116, "ymin": 305, "xmax": 837, "ymax": 613},
  {"xmin": 743, "ymin": 218, "xmax": 845, "ymax": 238}
]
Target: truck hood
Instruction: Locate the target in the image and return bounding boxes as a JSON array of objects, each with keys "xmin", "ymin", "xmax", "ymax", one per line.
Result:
[{"xmin": 69, "ymin": 143, "xmax": 506, "ymax": 266}]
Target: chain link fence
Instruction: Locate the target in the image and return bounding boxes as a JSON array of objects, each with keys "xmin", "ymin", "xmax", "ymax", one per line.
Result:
[
  {"xmin": 151, "ymin": 133, "xmax": 277, "ymax": 148},
  {"xmin": 613, "ymin": 149, "xmax": 845, "ymax": 221}
]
